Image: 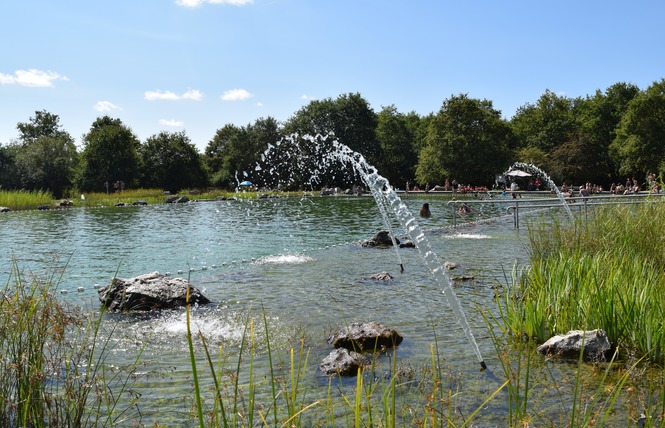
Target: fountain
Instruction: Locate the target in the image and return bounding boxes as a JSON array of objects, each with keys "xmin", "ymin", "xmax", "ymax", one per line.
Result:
[
  {"xmin": 260, "ymin": 134, "xmax": 486, "ymax": 370},
  {"xmin": 506, "ymin": 162, "xmax": 574, "ymax": 220}
]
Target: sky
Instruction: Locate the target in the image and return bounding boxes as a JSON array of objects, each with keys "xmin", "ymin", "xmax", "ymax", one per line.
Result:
[{"xmin": 2, "ymin": 0, "xmax": 664, "ymax": 151}]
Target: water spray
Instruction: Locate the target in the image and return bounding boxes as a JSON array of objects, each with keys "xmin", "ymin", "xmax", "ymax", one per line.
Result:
[{"xmin": 261, "ymin": 134, "xmax": 486, "ymax": 369}]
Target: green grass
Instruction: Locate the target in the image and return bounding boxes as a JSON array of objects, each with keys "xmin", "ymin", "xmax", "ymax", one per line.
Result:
[
  {"xmin": 0, "ymin": 189, "xmax": 53, "ymax": 210},
  {"xmin": 0, "ymin": 259, "xmax": 147, "ymax": 427},
  {"xmin": 501, "ymin": 201, "xmax": 665, "ymax": 363}
]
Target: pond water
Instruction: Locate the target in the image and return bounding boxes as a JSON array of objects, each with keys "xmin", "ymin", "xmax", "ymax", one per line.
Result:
[{"xmin": 1, "ymin": 194, "xmax": 552, "ymax": 425}]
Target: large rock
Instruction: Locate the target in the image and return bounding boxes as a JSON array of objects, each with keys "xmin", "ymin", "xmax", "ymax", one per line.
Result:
[
  {"xmin": 98, "ymin": 271, "xmax": 211, "ymax": 312},
  {"xmin": 361, "ymin": 230, "xmax": 399, "ymax": 248},
  {"xmin": 319, "ymin": 348, "xmax": 371, "ymax": 376},
  {"xmin": 537, "ymin": 329, "xmax": 611, "ymax": 361},
  {"xmin": 328, "ymin": 322, "xmax": 403, "ymax": 352}
]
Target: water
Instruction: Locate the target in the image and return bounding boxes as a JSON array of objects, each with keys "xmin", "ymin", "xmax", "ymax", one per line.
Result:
[
  {"xmin": 0, "ymin": 195, "xmax": 529, "ymax": 418},
  {"xmin": 507, "ymin": 162, "xmax": 574, "ymax": 219}
]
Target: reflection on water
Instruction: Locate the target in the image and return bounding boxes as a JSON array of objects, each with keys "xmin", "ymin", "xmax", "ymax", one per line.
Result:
[{"xmin": 0, "ymin": 196, "xmax": 534, "ymax": 423}]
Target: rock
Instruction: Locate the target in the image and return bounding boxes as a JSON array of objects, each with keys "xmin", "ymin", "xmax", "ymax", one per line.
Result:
[
  {"xmin": 37, "ymin": 205, "xmax": 49, "ymax": 211},
  {"xmin": 537, "ymin": 329, "xmax": 611, "ymax": 361},
  {"xmin": 0, "ymin": 206, "xmax": 9, "ymax": 213},
  {"xmin": 115, "ymin": 202, "xmax": 127, "ymax": 207},
  {"xmin": 452, "ymin": 275, "xmax": 475, "ymax": 282},
  {"xmin": 177, "ymin": 196, "xmax": 190, "ymax": 203},
  {"xmin": 58, "ymin": 199, "xmax": 74, "ymax": 207},
  {"xmin": 399, "ymin": 239, "xmax": 415, "ymax": 248},
  {"xmin": 98, "ymin": 271, "xmax": 211, "ymax": 312},
  {"xmin": 443, "ymin": 261, "xmax": 459, "ymax": 270},
  {"xmin": 328, "ymin": 322, "xmax": 403, "ymax": 352},
  {"xmin": 166, "ymin": 196, "xmax": 179, "ymax": 203},
  {"xmin": 133, "ymin": 200, "xmax": 148, "ymax": 206},
  {"xmin": 319, "ymin": 348, "xmax": 371, "ymax": 376},
  {"xmin": 368, "ymin": 272, "xmax": 393, "ymax": 281},
  {"xmin": 361, "ymin": 230, "xmax": 399, "ymax": 248}
]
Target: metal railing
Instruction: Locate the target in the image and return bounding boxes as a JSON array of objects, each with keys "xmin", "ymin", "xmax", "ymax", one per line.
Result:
[{"xmin": 447, "ymin": 192, "xmax": 665, "ymax": 229}]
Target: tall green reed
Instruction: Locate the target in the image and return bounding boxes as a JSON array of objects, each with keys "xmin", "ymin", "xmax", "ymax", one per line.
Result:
[{"xmin": 0, "ymin": 260, "xmax": 147, "ymax": 427}]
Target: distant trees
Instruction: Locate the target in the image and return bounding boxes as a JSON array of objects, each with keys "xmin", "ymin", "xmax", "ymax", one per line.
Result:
[
  {"xmin": 12, "ymin": 110, "xmax": 78, "ymax": 197},
  {"xmin": 3, "ymin": 80, "xmax": 665, "ymax": 196},
  {"xmin": 610, "ymin": 79, "xmax": 665, "ymax": 180},
  {"xmin": 140, "ymin": 131, "xmax": 208, "ymax": 193},
  {"xmin": 78, "ymin": 116, "xmax": 141, "ymax": 192},
  {"xmin": 416, "ymin": 94, "xmax": 512, "ymax": 186}
]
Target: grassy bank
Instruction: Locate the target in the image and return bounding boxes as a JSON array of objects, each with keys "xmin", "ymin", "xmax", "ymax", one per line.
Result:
[
  {"xmin": 0, "ymin": 188, "xmax": 299, "ymax": 211},
  {"xmin": 502, "ymin": 200, "xmax": 665, "ymax": 363},
  {"xmin": 0, "ymin": 189, "xmax": 53, "ymax": 211}
]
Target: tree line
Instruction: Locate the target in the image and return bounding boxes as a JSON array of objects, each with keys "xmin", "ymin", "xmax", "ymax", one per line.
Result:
[{"xmin": 1, "ymin": 79, "xmax": 664, "ymax": 198}]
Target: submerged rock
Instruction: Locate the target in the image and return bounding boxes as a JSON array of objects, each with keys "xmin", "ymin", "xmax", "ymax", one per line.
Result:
[
  {"xmin": 537, "ymin": 329, "xmax": 611, "ymax": 361},
  {"xmin": 361, "ymin": 230, "xmax": 399, "ymax": 247},
  {"xmin": 98, "ymin": 271, "xmax": 211, "ymax": 312},
  {"xmin": 328, "ymin": 322, "xmax": 403, "ymax": 352},
  {"xmin": 367, "ymin": 272, "xmax": 393, "ymax": 281},
  {"xmin": 319, "ymin": 348, "xmax": 371, "ymax": 376}
]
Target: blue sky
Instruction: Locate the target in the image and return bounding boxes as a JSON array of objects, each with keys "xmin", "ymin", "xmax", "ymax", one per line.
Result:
[{"xmin": 2, "ymin": 0, "xmax": 664, "ymax": 151}]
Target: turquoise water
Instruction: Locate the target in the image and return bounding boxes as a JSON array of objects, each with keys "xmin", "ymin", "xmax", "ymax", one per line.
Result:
[{"xmin": 1, "ymin": 195, "xmax": 535, "ymax": 424}]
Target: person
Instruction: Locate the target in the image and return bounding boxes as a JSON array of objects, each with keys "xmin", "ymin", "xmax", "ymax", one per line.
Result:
[
  {"xmin": 459, "ymin": 203, "xmax": 470, "ymax": 214},
  {"xmin": 510, "ymin": 181, "xmax": 519, "ymax": 198},
  {"xmin": 419, "ymin": 202, "xmax": 431, "ymax": 218}
]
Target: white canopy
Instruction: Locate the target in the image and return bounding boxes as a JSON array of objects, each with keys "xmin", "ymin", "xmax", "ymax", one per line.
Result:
[{"xmin": 506, "ymin": 170, "xmax": 532, "ymax": 177}]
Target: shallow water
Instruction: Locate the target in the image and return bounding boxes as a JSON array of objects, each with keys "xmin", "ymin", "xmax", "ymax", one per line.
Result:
[{"xmin": 1, "ymin": 195, "xmax": 541, "ymax": 424}]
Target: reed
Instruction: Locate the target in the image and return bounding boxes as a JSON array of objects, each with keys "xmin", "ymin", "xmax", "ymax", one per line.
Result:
[
  {"xmin": 0, "ymin": 260, "xmax": 145, "ymax": 427},
  {"xmin": 0, "ymin": 188, "xmax": 53, "ymax": 210},
  {"xmin": 504, "ymin": 201, "xmax": 665, "ymax": 363}
]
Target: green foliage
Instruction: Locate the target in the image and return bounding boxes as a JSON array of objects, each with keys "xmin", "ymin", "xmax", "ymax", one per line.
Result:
[
  {"xmin": 375, "ymin": 105, "xmax": 419, "ymax": 187},
  {"xmin": 140, "ymin": 130, "xmax": 208, "ymax": 192},
  {"xmin": 78, "ymin": 116, "xmax": 141, "ymax": 192},
  {"xmin": 610, "ymin": 78, "xmax": 665, "ymax": 179},
  {"xmin": 205, "ymin": 118, "xmax": 280, "ymax": 189},
  {"xmin": 416, "ymin": 94, "xmax": 512, "ymax": 186},
  {"xmin": 12, "ymin": 110, "xmax": 78, "ymax": 197},
  {"xmin": 0, "ymin": 188, "xmax": 53, "ymax": 210},
  {"xmin": 504, "ymin": 202, "xmax": 665, "ymax": 362},
  {"xmin": 283, "ymin": 93, "xmax": 381, "ymax": 170},
  {"xmin": 0, "ymin": 261, "xmax": 144, "ymax": 426}
]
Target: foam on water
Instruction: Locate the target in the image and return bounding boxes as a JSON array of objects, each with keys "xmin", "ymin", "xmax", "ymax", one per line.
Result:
[
  {"xmin": 253, "ymin": 254, "xmax": 315, "ymax": 265},
  {"xmin": 446, "ymin": 233, "xmax": 492, "ymax": 240}
]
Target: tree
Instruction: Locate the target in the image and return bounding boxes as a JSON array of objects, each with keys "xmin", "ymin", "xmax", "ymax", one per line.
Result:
[
  {"xmin": 0, "ymin": 144, "xmax": 20, "ymax": 190},
  {"xmin": 282, "ymin": 93, "xmax": 380, "ymax": 188},
  {"xmin": 577, "ymin": 82, "xmax": 640, "ymax": 184},
  {"xmin": 205, "ymin": 117, "xmax": 280, "ymax": 189},
  {"xmin": 510, "ymin": 90, "xmax": 578, "ymax": 153},
  {"xmin": 140, "ymin": 131, "xmax": 208, "ymax": 193},
  {"xmin": 610, "ymin": 79, "xmax": 665, "ymax": 180},
  {"xmin": 78, "ymin": 116, "xmax": 141, "ymax": 192},
  {"xmin": 13, "ymin": 110, "xmax": 78, "ymax": 197},
  {"xmin": 375, "ymin": 105, "xmax": 418, "ymax": 188},
  {"xmin": 415, "ymin": 94, "xmax": 512, "ymax": 186}
]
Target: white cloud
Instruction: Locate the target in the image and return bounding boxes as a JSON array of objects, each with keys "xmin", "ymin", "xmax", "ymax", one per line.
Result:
[
  {"xmin": 176, "ymin": 0, "xmax": 253, "ymax": 7},
  {"xmin": 159, "ymin": 119, "xmax": 185, "ymax": 127},
  {"xmin": 144, "ymin": 89, "xmax": 203, "ymax": 101},
  {"xmin": 221, "ymin": 88, "xmax": 253, "ymax": 101},
  {"xmin": 93, "ymin": 101, "xmax": 122, "ymax": 112},
  {"xmin": 0, "ymin": 69, "xmax": 67, "ymax": 87},
  {"xmin": 301, "ymin": 94, "xmax": 316, "ymax": 101},
  {"xmin": 256, "ymin": 102, "xmax": 263, "ymax": 107},
  {"xmin": 182, "ymin": 89, "xmax": 203, "ymax": 100}
]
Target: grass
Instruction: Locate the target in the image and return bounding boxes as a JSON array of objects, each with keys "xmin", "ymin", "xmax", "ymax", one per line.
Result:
[
  {"xmin": 0, "ymin": 188, "xmax": 312, "ymax": 211},
  {"xmin": 0, "ymin": 259, "xmax": 146, "ymax": 427},
  {"xmin": 501, "ymin": 200, "xmax": 665, "ymax": 364},
  {"xmin": 0, "ymin": 189, "xmax": 53, "ymax": 210}
]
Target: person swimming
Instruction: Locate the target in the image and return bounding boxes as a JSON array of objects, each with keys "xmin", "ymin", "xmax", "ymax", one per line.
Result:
[{"xmin": 419, "ymin": 202, "xmax": 432, "ymax": 218}]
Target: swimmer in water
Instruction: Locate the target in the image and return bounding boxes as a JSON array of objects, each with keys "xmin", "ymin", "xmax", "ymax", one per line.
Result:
[{"xmin": 419, "ymin": 202, "xmax": 432, "ymax": 218}]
